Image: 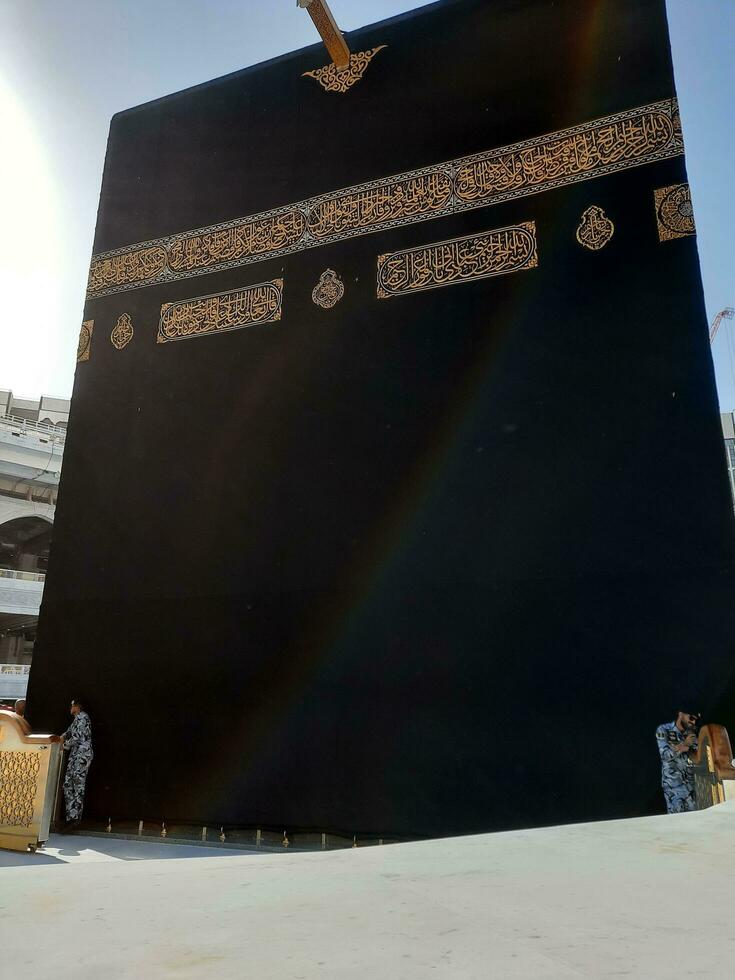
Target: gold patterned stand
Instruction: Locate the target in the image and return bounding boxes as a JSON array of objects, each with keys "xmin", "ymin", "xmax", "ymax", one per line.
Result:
[
  {"xmin": 690, "ymin": 724, "xmax": 735, "ymax": 810},
  {"xmin": 0, "ymin": 710, "xmax": 62, "ymax": 852}
]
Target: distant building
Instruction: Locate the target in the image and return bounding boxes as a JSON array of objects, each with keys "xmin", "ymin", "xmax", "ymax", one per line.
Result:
[
  {"xmin": 0, "ymin": 390, "xmax": 68, "ymax": 703},
  {"xmin": 723, "ymin": 412, "xmax": 735, "ymax": 511}
]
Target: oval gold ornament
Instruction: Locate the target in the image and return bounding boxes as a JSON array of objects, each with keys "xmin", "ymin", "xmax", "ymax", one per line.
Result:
[
  {"xmin": 312, "ymin": 269, "xmax": 345, "ymax": 309},
  {"xmin": 576, "ymin": 206, "xmax": 614, "ymax": 251},
  {"xmin": 111, "ymin": 313, "xmax": 134, "ymax": 350}
]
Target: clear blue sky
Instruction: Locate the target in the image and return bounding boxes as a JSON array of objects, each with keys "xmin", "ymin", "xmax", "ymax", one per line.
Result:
[{"xmin": 1, "ymin": 1, "xmax": 733, "ymax": 408}]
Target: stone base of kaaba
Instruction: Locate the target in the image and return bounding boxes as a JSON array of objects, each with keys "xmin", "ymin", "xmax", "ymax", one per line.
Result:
[{"xmin": 3, "ymin": 803, "xmax": 735, "ymax": 978}]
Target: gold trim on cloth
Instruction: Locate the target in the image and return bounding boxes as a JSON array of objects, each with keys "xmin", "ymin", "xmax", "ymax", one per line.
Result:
[
  {"xmin": 87, "ymin": 98, "xmax": 683, "ymax": 300},
  {"xmin": 77, "ymin": 320, "xmax": 94, "ymax": 362},
  {"xmin": 303, "ymin": 46, "xmax": 387, "ymax": 93},
  {"xmin": 575, "ymin": 206, "xmax": 615, "ymax": 250},
  {"xmin": 377, "ymin": 222, "xmax": 538, "ymax": 298},
  {"xmin": 157, "ymin": 280, "xmax": 283, "ymax": 343},
  {"xmin": 654, "ymin": 182, "xmax": 695, "ymax": 241}
]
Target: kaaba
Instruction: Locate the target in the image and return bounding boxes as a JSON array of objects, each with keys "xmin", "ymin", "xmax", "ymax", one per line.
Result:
[{"xmin": 29, "ymin": 0, "xmax": 735, "ymax": 838}]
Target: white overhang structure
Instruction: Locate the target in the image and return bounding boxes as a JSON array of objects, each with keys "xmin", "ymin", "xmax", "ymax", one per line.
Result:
[{"xmin": 0, "ymin": 415, "xmax": 64, "ymax": 488}]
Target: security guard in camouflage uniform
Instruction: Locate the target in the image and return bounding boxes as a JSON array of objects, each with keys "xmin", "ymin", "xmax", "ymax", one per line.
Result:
[
  {"xmin": 60, "ymin": 698, "xmax": 94, "ymax": 830},
  {"xmin": 655, "ymin": 708, "xmax": 700, "ymax": 814}
]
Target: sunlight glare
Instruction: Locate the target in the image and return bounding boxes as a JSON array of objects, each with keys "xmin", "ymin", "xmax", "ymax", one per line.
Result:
[{"xmin": 0, "ymin": 76, "xmax": 65, "ymax": 397}]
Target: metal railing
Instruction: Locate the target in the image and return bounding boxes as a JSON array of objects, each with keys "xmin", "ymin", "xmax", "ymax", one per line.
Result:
[
  {"xmin": 0, "ymin": 414, "xmax": 66, "ymax": 444},
  {"xmin": 0, "ymin": 568, "xmax": 46, "ymax": 583}
]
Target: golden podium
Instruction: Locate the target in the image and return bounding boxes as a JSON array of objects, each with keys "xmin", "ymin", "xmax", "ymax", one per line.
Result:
[{"xmin": 0, "ymin": 709, "xmax": 62, "ymax": 852}]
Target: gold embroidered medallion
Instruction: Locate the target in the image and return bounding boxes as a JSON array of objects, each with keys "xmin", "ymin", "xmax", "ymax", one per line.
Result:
[
  {"xmin": 312, "ymin": 270, "xmax": 344, "ymax": 309},
  {"xmin": 111, "ymin": 313, "xmax": 134, "ymax": 350},
  {"xmin": 576, "ymin": 206, "xmax": 614, "ymax": 250},
  {"xmin": 654, "ymin": 182, "xmax": 695, "ymax": 241},
  {"xmin": 77, "ymin": 320, "xmax": 94, "ymax": 362}
]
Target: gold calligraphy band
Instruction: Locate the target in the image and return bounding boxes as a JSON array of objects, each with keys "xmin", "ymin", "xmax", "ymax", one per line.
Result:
[{"xmin": 88, "ymin": 98, "xmax": 682, "ymax": 300}]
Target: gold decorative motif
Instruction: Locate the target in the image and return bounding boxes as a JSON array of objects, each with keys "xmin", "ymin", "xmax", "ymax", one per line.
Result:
[
  {"xmin": 654, "ymin": 182, "xmax": 695, "ymax": 241},
  {"xmin": 157, "ymin": 279, "xmax": 283, "ymax": 343},
  {"xmin": 377, "ymin": 222, "xmax": 538, "ymax": 299},
  {"xmin": 0, "ymin": 751, "xmax": 40, "ymax": 828},
  {"xmin": 86, "ymin": 99, "xmax": 683, "ymax": 299},
  {"xmin": 168, "ymin": 212, "xmax": 305, "ymax": 273},
  {"xmin": 111, "ymin": 313, "xmax": 134, "ymax": 350},
  {"xmin": 303, "ymin": 46, "xmax": 387, "ymax": 94},
  {"xmin": 575, "ymin": 206, "xmax": 614, "ymax": 250},
  {"xmin": 312, "ymin": 269, "xmax": 344, "ymax": 309},
  {"xmin": 77, "ymin": 320, "xmax": 94, "ymax": 362},
  {"xmin": 88, "ymin": 246, "xmax": 167, "ymax": 294}
]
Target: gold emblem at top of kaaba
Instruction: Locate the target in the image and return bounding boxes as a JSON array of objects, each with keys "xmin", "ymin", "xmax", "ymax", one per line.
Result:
[
  {"xmin": 303, "ymin": 46, "xmax": 387, "ymax": 94},
  {"xmin": 111, "ymin": 313, "xmax": 134, "ymax": 350},
  {"xmin": 576, "ymin": 206, "xmax": 614, "ymax": 251},
  {"xmin": 654, "ymin": 182, "xmax": 695, "ymax": 241},
  {"xmin": 77, "ymin": 320, "xmax": 94, "ymax": 362},
  {"xmin": 312, "ymin": 269, "xmax": 344, "ymax": 309}
]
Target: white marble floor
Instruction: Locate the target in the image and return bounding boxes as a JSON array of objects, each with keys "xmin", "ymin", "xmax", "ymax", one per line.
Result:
[{"xmin": 2, "ymin": 804, "xmax": 734, "ymax": 979}]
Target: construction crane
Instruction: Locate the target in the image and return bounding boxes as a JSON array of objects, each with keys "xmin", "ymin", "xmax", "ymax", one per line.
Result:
[{"xmin": 710, "ymin": 307, "xmax": 734, "ymax": 345}]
